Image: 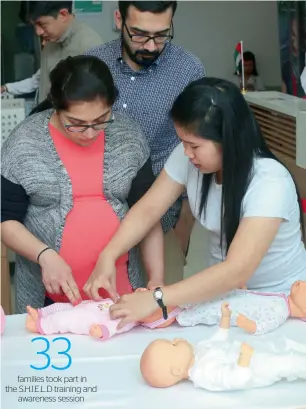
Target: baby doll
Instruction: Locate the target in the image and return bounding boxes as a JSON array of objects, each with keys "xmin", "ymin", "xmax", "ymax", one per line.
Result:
[
  {"xmin": 25, "ymin": 289, "xmax": 179, "ymax": 340},
  {"xmin": 140, "ymin": 303, "xmax": 306, "ymax": 391},
  {"xmin": 1, "ymin": 305, "xmax": 5, "ymax": 335},
  {"xmin": 176, "ymin": 281, "xmax": 306, "ymax": 335}
]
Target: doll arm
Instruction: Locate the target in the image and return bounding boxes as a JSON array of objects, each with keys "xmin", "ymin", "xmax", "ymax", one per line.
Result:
[
  {"xmin": 198, "ymin": 303, "xmax": 231, "ymax": 346},
  {"xmin": 196, "ymin": 328, "xmax": 230, "ymax": 348}
]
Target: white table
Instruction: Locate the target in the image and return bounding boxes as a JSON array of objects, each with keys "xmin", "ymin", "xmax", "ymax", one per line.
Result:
[{"xmin": 1, "ymin": 314, "xmax": 306, "ymax": 409}]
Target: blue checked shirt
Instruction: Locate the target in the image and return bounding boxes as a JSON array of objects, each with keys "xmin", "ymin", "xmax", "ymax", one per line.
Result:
[{"xmin": 86, "ymin": 39, "xmax": 205, "ymax": 232}]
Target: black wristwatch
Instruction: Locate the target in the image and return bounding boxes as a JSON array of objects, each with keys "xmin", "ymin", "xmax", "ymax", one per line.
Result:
[{"xmin": 153, "ymin": 287, "xmax": 168, "ymax": 320}]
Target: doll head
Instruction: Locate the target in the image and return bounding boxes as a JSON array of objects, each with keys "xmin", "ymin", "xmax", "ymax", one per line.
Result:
[
  {"xmin": 135, "ymin": 288, "xmax": 178, "ymax": 328},
  {"xmin": 289, "ymin": 281, "xmax": 306, "ymax": 320},
  {"xmin": 0, "ymin": 305, "xmax": 5, "ymax": 335},
  {"xmin": 140, "ymin": 338, "xmax": 194, "ymax": 387}
]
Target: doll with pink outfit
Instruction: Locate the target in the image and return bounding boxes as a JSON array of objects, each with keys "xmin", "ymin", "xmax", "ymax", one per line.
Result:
[
  {"xmin": 25, "ymin": 281, "xmax": 306, "ymax": 338},
  {"xmin": 25, "ymin": 289, "xmax": 179, "ymax": 340}
]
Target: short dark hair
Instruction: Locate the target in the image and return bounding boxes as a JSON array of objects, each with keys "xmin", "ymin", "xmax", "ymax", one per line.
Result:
[
  {"xmin": 28, "ymin": 1, "xmax": 73, "ymax": 21},
  {"xmin": 118, "ymin": 1, "xmax": 177, "ymax": 22}
]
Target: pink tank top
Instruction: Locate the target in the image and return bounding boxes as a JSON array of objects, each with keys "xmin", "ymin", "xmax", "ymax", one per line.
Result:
[{"xmin": 48, "ymin": 124, "xmax": 131, "ymax": 302}]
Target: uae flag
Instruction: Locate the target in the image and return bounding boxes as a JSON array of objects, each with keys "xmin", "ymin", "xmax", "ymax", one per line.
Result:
[{"xmin": 234, "ymin": 42, "xmax": 242, "ymax": 74}]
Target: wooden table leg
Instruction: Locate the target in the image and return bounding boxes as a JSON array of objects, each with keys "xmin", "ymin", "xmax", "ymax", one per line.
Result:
[{"xmin": 1, "ymin": 243, "xmax": 12, "ymax": 315}]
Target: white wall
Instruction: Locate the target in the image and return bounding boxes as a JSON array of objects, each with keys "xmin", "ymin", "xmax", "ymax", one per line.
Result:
[
  {"xmin": 172, "ymin": 1, "xmax": 281, "ymax": 87},
  {"xmin": 77, "ymin": 1, "xmax": 281, "ymax": 88}
]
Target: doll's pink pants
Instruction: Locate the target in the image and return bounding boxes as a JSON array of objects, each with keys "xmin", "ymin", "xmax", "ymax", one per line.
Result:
[{"xmin": 36, "ymin": 301, "xmax": 136, "ymax": 339}]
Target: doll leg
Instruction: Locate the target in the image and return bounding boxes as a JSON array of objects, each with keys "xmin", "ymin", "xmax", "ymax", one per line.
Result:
[
  {"xmin": 238, "ymin": 343, "xmax": 254, "ymax": 367},
  {"xmin": 38, "ymin": 302, "xmax": 74, "ymax": 317},
  {"xmin": 38, "ymin": 305, "xmax": 101, "ymax": 335},
  {"xmin": 236, "ymin": 314, "xmax": 257, "ymax": 334},
  {"xmin": 270, "ymin": 352, "xmax": 306, "ymax": 380},
  {"xmin": 254, "ymin": 352, "xmax": 306, "ymax": 383},
  {"xmin": 26, "ymin": 304, "xmax": 74, "ymax": 333}
]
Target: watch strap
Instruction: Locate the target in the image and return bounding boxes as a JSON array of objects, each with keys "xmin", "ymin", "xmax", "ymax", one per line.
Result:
[{"xmin": 154, "ymin": 287, "xmax": 168, "ymax": 320}]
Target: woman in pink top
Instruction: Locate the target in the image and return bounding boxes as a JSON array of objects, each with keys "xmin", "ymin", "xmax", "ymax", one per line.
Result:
[{"xmin": 1, "ymin": 56, "xmax": 164, "ymax": 312}]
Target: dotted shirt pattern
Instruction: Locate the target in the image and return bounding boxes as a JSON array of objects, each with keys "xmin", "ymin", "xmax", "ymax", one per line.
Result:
[{"xmin": 177, "ymin": 290, "xmax": 290, "ymax": 335}]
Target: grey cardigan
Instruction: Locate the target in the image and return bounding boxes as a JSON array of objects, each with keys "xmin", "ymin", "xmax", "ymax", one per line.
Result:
[{"xmin": 1, "ymin": 110, "xmax": 149, "ymax": 313}]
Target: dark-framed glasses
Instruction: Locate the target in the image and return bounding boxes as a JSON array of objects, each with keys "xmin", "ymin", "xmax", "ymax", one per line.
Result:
[
  {"xmin": 59, "ymin": 113, "xmax": 114, "ymax": 133},
  {"xmin": 124, "ymin": 22, "xmax": 174, "ymax": 45}
]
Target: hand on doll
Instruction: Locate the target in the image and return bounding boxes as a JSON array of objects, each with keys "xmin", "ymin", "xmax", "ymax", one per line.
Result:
[
  {"xmin": 84, "ymin": 252, "xmax": 119, "ymax": 302},
  {"xmin": 110, "ymin": 290, "xmax": 158, "ymax": 329},
  {"xmin": 39, "ymin": 249, "xmax": 81, "ymax": 305}
]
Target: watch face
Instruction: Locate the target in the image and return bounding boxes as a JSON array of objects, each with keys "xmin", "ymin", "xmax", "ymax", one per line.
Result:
[{"xmin": 155, "ymin": 290, "xmax": 163, "ymax": 300}]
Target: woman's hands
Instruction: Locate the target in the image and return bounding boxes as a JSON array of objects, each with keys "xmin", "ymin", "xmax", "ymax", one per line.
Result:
[
  {"xmin": 83, "ymin": 252, "xmax": 119, "ymax": 302},
  {"xmin": 109, "ymin": 290, "xmax": 158, "ymax": 329},
  {"xmin": 39, "ymin": 250, "xmax": 81, "ymax": 305}
]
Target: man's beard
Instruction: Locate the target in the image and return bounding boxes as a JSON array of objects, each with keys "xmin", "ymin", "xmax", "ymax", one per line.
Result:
[{"xmin": 122, "ymin": 34, "xmax": 161, "ymax": 68}]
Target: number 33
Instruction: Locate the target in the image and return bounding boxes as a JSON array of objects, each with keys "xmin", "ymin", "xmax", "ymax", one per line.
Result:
[{"xmin": 30, "ymin": 337, "xmax": 72, "ymax": 370}]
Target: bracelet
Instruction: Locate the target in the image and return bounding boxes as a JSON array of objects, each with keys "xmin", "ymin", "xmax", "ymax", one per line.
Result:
[{"xmin": 37, "ymin": 247, "xmax": 52, "ymax": 263}]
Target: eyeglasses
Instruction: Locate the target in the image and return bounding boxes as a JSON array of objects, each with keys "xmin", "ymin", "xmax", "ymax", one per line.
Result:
[
  {"xmin": 59, "ymin": 113, "xmax": 114, "ymax": 133},
  {"xmin": 124, "ymin": 23, "xmax": 173, "ymax": 45}
]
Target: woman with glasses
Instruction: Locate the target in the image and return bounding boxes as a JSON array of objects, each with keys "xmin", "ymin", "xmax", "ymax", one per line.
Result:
[{"xmin": 1, "ymin": 55, "xmax": 163, "ymax": 313}]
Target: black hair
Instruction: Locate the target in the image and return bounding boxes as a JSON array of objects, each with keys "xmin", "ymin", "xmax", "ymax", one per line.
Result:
[
  {"xmin": 30, "ymin": 55, "xmax": 118, "ymax": 114},
  {"xmin": 236, "ymin": 51, "xmax": 258, "ymax": 76},
  {"xmin": 170, "ymin": 77, "xmax": 305, "ymax": 254},
  {"xmin": 27, "ymin": 1, "xmax": 72, "ymax": 21},
  {"xmin": 118, "ymin": 1, "xmax": 177, "ymax": 22}
]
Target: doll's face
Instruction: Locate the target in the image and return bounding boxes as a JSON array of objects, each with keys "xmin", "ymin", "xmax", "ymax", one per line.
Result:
[
  {"xmin": 291, "ymin": 281, "xmax": 306, "ymax": 316},
  {"xmin": 140, "ymin": 338, "xmax": 194, "ymax": 387}
]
